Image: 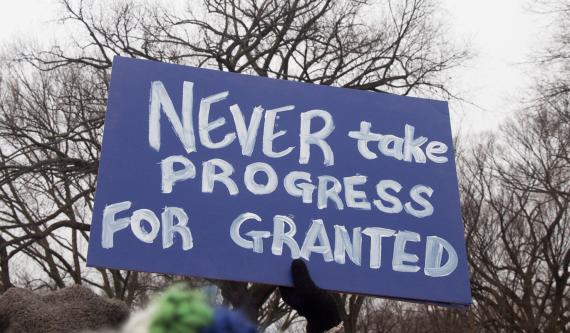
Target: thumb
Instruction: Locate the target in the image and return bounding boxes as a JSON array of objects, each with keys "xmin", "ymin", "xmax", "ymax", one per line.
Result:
[{"xmin": 290, "ymin": 259, "xmax": 317, "ymax": 292}]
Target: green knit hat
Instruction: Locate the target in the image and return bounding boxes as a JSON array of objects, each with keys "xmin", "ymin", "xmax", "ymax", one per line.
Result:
[{"xmin": 149, "ymin": 284, "xmax": 214, "ymax": 333}]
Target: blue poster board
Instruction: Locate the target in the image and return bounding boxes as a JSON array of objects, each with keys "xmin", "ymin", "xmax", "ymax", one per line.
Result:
[{"xmin": 87, "ymin": 56, "xmax": 471, "ymax": 306}]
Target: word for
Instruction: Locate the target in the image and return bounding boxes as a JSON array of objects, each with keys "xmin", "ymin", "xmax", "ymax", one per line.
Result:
[
  {"xmin": 230, "ymin": 212, "xmax": 458, "ymax": 277},
  {"xmin": 162, "ymin": 155, "xmax": 434, "ymax": 217},
  {"xmin": 101, "ymin": 201, "xmax": 193, "ymax": 250}
]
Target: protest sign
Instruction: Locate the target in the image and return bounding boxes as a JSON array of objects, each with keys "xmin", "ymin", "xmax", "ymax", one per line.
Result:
[{"xmin": 87, "ymin": 56, "xmax": 471, "ymax": 306}]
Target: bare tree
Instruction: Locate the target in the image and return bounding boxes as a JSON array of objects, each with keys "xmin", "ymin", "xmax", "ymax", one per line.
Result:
[
  {"xmin": 25, "ymin": 0, "xmax": 465, "ymax": 96},
  {"xmin": 459, "ymin": 90, "xmax": 570, "ymax": 332},
  {"xmin": 533, "ymin": 0, "xmax": 570, "ymax": 98},
  {"xmin": 455, "ymin": 2, "xmax": 570, "ymax": 331},
  {"xmin": 0, "ymin": 65, "xmax": 102, "ymax": 290}
]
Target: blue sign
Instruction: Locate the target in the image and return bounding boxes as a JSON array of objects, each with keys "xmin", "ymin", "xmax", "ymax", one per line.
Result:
[{"xmin": 87, "ymin": 56, "xmax": 471, "ymax": 306}]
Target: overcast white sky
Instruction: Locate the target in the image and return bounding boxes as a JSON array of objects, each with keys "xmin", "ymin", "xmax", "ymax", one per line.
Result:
[{"xmin": 0, "ymin": 0, "xmax": 552, "ymax": 135}]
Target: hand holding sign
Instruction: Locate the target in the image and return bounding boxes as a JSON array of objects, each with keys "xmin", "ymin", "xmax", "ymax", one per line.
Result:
[{"xmin": 280, "ymin": 259, "xmax": 341, "ymax": 333}]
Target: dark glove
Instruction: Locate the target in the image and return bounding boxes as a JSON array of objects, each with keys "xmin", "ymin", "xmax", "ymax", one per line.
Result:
[{"xmin": 279, "ymin": 259, "xmax": 341, "ymax": 333}]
